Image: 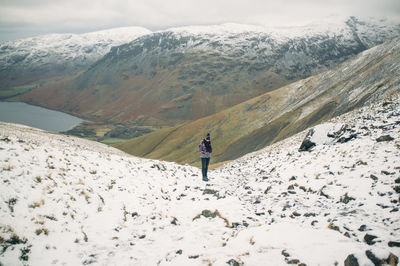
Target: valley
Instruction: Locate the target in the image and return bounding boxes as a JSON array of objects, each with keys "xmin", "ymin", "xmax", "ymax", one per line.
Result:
[{"xmin": 1, "ymin": 17, "xmax": 399, "ymax": 166}]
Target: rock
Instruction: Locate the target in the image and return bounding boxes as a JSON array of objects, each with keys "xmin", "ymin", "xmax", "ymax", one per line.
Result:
[
  {"xmin": 367, "ymin": 251, "xmax": 400, "ymax": 266},
  {"xmin": 327, "ymin": 124, "xmax": 349, "ymax": 138},
  {"xmin": 381, "ymin": 170, "xmax": 394, "ymax": 175},
  {"xmin": 264, "ymin": 186, "xmax": 272, "ymax": 194},
  {"xmin": 287, "ymin": 259, "xmax": 300, "ymax": 264},
  {"xmin": 344, "ymin": 254, "xmax": 359, "ymax": 266},
  {"xmin": 376, "ymin": 135, "xmax": 394, "ymax": 142},
  {"xmin": 395, "ymin": 178, "xmax": 400, "ymax": 184},
  {"xmin": 370, "ymin": 174, "xmax": 378, "ymax": 181},
  {"xmin": 366, "ymin": 250, "xmax": 381, "ymax": 266},
  {"xmin": 226, "ymin": 259, "xmax": 241, "ymax": 266},
  {"xmin": 0, "ymin": 137, "xmax": 11, "ymax": 142},
  {"xmin": 201, "ymin": 210, "xmax": 217, "ymax": 218},
  {"xmin": 337, "ymin": 134, "xmax": 357, "ymax": 143},
  {"xmin": 328, "ymin": 222, "xmax": 340, "ymax": 232},
  {"xmin": 386, "ymin": 253, "xmax": 399, "ymax": 266},
  {"xmin": 281, "ymin": 250, "xmax": 290, "ymax": 258},
  {"xmin": 340, "ymin": 193, "xmax": 355, "ymax": 204},
  {"xmin": 393, "ymin": 186, "xmax": 400, "ymax": 194},
  {"xmin": 299, "ymin": 129, "xmax": 316, "ymax": 152},
  {"xmin": 388, "ymin": 241, "xmax": 400, "ymax": 247},
  {"xmin": 382, "ymin": 101, "xmax": 393, "ymax": 107},
  {"xmin": 292, "ymin": 211, "xmax": 301, "ymax": 217},
  {"xmin": 171, "ymin": 217, "xmax": 178, "ymax": 225},
  {"xmin": 364, "ymin": 234, "xmax": 378, "ymax": 245},
  {"xmin": 358, "ymin": 225, "xmax": 367, "ymax": 231}
]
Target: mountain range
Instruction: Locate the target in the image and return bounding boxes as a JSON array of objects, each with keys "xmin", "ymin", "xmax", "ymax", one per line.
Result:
[
  {"xmin": 16, "ymin": 17, "xmax": 400, "ymax": 126},
  {"xmin": 116, "ymin": 34, "xmax": 400, "ymax": 167},
  {"xmin": 1, "ymin": 16, "xmax": 400, "ymax": 167},
  {"xmin": 0, "ymin": 27, "xmax": 151, "ymax": 92}
]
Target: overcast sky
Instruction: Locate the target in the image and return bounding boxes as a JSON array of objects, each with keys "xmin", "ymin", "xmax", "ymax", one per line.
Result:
[{"xmin": 0, "ymin": 0, "xmax": 399, "ymax": 42}]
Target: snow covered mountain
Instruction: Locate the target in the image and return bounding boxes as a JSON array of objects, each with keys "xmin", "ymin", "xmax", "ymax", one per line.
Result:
[
  {"xmin": 1, "ymin": 91, "xmax": 399, "ymax": 265},
  {"xmin": 0, "ymin": 27, "xmax": 151, "ymax": 90},
  {"xmin": 115, "ymin": 33, "xmax": 400, "ymax": 167},
  {"xmin": 21, "ymin": 17, "xmax": 400, "ymax": 125}
]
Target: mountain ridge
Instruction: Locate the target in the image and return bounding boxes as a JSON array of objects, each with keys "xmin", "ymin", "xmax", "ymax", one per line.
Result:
[
  {"xmin": 0, "ymin": 27, "xmax": 152, "ymax": 91},
  {"xmin": 115, "ymin": 35, "xmax": 400, "ymax": 166},
  {"xmin": 19, "ymin": 17, "xmax": 400, "ymax": 126}
]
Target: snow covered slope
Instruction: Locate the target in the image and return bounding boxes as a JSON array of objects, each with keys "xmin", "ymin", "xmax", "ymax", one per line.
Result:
[
  {"xmin": 0, "ymin": 27, "xmax": 151, "ymax": 90},
  {"xmin": 1, "ymin": 93, "xmax": 399, "ymax": 265}
]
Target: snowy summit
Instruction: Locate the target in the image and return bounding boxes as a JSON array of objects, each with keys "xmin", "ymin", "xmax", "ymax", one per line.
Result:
[{"xmin": 1, "ymin": 94, "xmax": 400, "ymax": 265}]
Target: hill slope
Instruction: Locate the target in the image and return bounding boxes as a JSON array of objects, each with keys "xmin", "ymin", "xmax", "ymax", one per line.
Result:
[
  {"xmin": 21, "ymin": 17, "xmax": 400, "ymax": 125},
  {"xmin": 116, "ymin": 35, "xmax": 400, "ymax": 167},
  {"xmin": 0, "ymin": 93, "xmax": 399, "ymax": 265},
  {"xmin": 0, "ymin": 27, "xmax": 151, "ymax": 92}
]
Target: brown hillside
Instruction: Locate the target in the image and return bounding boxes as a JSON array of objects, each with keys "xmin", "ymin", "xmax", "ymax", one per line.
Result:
[{"xmin": 115, "ymin": 37, "xmax": 400, "ymax": 167}]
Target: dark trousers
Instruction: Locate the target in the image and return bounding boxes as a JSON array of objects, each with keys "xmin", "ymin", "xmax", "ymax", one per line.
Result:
[{"xmin": 201, "ymin": 157, "xmax": 210, "ymax": 179}]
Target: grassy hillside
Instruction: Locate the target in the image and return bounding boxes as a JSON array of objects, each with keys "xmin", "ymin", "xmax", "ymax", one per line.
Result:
[
  {"xmin": 115, "ymin": 37, "xmax": 400, "ymax": 167},
  {"xmin": 22, "ymin": 50, "xmax": 289, "ymax": 126}
]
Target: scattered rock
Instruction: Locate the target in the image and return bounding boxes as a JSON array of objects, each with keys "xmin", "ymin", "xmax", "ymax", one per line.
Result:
[
  {"xmin": 395, "ymin": 178, "xmax": 400, "ymax": 184},
  {"xmin": 0, "ymin": 137, "xmax": 11, "ymax": 142},
  {"xmin": 188, "ymin": 255, "xmax": 199, "ymax": 259},
  {"xmin": 370, "ymin": 174, "xmax": 378, "ymax": 181},
  {"xmin": 340, "ymin": 193, "xmax": 355, "ymax": 204},
  {"xmin": 358, "ymin": 225, "xmax": 367, "ymax": 232},
  {"xmin": 387, "ymin": 253, "xmax": 399, "ymax": 266},
  {"xmin": 364, "ymin": 234, "xmax": 378, "ymax": 245},
  {"xmin": 344, "ymin": 254, "xmax": 359, "ymax": 266},
  {"xmin": 365, "ymin": 250, "xmax": 381, "ymax": 266},
  {"xmin": 388, "ymin": 241, "xmax": 400, "ymax": 247},
  {"xmin": 328, "ymin": 222, "xmax": 340, "ymax": 232},
  {"xmin": 381, "ymin": 170, "xmax": 394, "ymax": 175},
  {"xmin": 281, "ymin": 250, "xmax": 290, "ymax": 258},
  {"xmin": 376, "ymin": 135, "xmax": 394, "ymax": 142},
  {"xmin": 393, "ymin": 186, "xmax": 400, "ymax": 194},
  {"xmin": 287, "ymin": 259, "xmax": 300, "ymax": 264},
  {"xmin": 192, "ymin": 210, "xmax": 230, "ymax": 227},
  {"xmin": 171, "ymin": 217, "xmax": 178, "ymax": 225},
  {"xmin": 299, "ymin": 139, "xmax": 316, "ymax": 152},
  {"xmin": 382, "ymin": 101, "xmax": 393, "ymax": 107},
  {"xmin": 227, "ymin": 259, "xmax": 241, "ymax": 266},
  {"xmin": 203, "ymin": 188, "xmax": 222, "ymax": 198},
  {"xmin": 176, "ymin": 249, "xmax": 182, "ymax": 255},
  {"xmin": 366, "ymin": 251, "xmax": 399, "ymax": 266},
  {"xmin": 264, "ymin": 186, "xmax": 272, "ymax": 194},
  {"xmin": 337, "ymin": 134, "xmax": 357, "ymax": 143}
]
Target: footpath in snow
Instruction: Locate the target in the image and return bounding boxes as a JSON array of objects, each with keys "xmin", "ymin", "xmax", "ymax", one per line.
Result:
[{"xmin": 0, "ymin": 94, "xmax": 399, "ymax": 265}]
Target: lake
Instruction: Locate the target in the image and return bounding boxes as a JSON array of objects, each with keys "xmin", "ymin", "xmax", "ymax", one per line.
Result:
[{"xmin": 0, "ymin": 102, "xmax": 83, "ymax": 132}]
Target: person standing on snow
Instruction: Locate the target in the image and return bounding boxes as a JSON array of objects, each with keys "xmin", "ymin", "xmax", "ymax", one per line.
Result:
[{"xmin": 198, "ymin": 133, "xmax": 212, "ymax": 181}]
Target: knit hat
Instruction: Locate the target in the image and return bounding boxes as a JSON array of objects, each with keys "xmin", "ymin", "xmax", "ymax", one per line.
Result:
[{"xmin": 206, "ymin": 132, "xmax": 210, "ymax": 140}]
